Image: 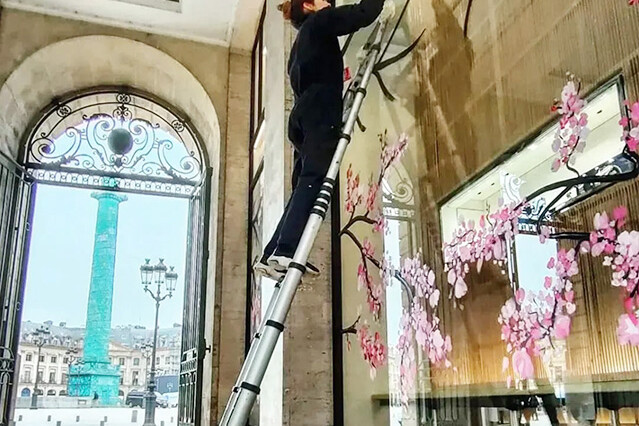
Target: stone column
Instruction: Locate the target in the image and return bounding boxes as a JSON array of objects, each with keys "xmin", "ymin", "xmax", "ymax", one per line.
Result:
[
  {"xmin": 83, "ymin": 192, "xmax": 126, "ymax": 363},
  {"xmin": 68, "ymin": 192, "xmax": 126, "ymax": 404}
]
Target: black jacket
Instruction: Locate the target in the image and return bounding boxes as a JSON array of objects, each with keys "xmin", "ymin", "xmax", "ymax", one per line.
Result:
[{"xmin": 288, "ymin": 0, "xmax": 385, "ymax": 104}]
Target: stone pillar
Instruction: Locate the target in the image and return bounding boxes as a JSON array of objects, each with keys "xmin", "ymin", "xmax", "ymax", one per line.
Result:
[
  {"xmin": 211, "ymin": 52, "xmax": 251, "ymax": 423},
  {"xmin": 68, "ymin": 192, "xmax": 126, "ymax": 404},
  {"xmin": 84, "ymin": 192, "xmax": 126, "ymax": 362}
]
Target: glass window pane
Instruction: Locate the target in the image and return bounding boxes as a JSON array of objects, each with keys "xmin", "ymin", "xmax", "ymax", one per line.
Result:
[{"xmin": 337, "ymin": 5, "xmax": 631, "ymax": 423}]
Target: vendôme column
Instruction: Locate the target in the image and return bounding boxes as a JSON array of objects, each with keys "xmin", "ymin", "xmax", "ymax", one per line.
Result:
[{"xmin": 68, "ymin": 192, "xmax": 127, "ymax": 404}]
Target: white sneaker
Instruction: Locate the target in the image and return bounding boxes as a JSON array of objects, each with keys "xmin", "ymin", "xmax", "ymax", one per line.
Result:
[
  {"xmin": 267, "ymin": 255, "xmax": 320, "ymax": 276},
  {"xmin": 253, "ymin": 258, "xmax": 285, "ymax": 281}
]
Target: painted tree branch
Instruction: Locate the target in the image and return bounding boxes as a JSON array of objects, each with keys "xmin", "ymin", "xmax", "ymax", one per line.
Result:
[
  {"xmin": 341, "ymin": 131, "xmax": 452, "ymax": 395},
  {"xmin": 342, "ymin": 315, "xmax": 361, "ymax": 335},
  {"xmin": 443, "ymin": 74, "xmax": 639, "ymax": 385}
]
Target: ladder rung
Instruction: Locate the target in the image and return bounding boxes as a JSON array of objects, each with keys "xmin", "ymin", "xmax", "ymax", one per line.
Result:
[
  {"xmin": 339, "ymin": 132, "xmax": 352, "ymax": 142},
  {"xmin": 323, "ymin": 177, "xmax": 336, "ymax": 186},
  {"xmin": 240, "ymin": 382, "xmax": 260, "ymax": 395},
  {"xmin": 310, "ymin": 208, "xmax": 327, "ymax": 219},
  {"xmin": 354, "ymin": 87, "xmax": 367, "ymax": 96},
  {"xmin": 316, "ymin": 192, "xmax": 331, "ymax": 202},
  {"xmin": 287, "ymin": 262, "xmax": 306, "ymax": 274},
  {"xmin": 265, "ymin": 319, "xmax": 285, "ymax": 331}
]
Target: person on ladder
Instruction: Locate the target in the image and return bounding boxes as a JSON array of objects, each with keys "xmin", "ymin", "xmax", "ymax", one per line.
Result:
[{"xmin": 254, "ymin": 0, "xmax": 385, "ymax": 280}]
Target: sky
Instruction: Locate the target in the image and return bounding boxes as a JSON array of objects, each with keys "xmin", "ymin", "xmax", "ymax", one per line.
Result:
[{"xmin": 22, "ymin": 184, "xmax": 190, "ymax": 329}]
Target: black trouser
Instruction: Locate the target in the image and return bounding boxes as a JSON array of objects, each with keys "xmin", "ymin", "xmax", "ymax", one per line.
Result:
[{"xmin": 263, "ymin": 85, "xmax": 341, "ymax": 259}]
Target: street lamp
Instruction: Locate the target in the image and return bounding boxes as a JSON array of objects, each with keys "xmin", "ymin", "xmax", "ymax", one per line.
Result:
[
  {"xmin": 140, "ymin": 258, "xmax": 177, "ymax": 426},
  {"xmin": 65, "ymin": 345, "xmax": 79, "ymax": 396},
  {"xmin": 140, "ymin": 343, "xmax": 153, "ymax": 386},
  {"xmin": 30, "ymin": 326, "xmax": 50, "ymax": 409}
]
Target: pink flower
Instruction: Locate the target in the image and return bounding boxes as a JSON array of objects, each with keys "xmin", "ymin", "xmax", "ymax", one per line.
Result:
[
  {"xmin": 589, "ymin": 208, "xmax": 639, "ymax": 345},
  {"xmin": 357, "ymin": 325, "xmax": 387, "ymax": 379},
  {"xmin": 344, "ymin": 165, "xmax": 363, "ymax": 214},
  {"xmin": 395, "ymin": 255, "xmax": 452, "ymax": 404},
  {"xmin": 630, "ymin": 0, "xmax": 639, "ymax": 6},
  {"xmin": 554, "ymin": 315, "xmax": 571, "ymax": 339},
  {"xmin": 594, "ymin": 212, "xmax": 610, "ymax": 231},
  {"xmin": 614, "ymin": 206, "xmax": 628, "ymax": 227},
  {"xmin": 397, "ymin": 314, "xmax": 417, "ymax": 405},
  {"xmin": 622, "ymin": 102, "xmax": 639, "ymax": 152},
  {"xmin": 498, "ymin": 250, "xmax": 579, "ymax": 383},
  {"xmin": 501, "ymin": 298, "xmax": 516, "ymax": 319},
  {"xmin": 631, "ymin": 102, "xmax": 639, "ymax": 123},
  {"xmin": 357, "ymin": 261, "xmax": 382, "ymax": 318},
  {"xmin": 399, "ymin": 254, "xmax": 452, "ymax": 373},
  {"xmin": 592, "ymin": 209, "xmax": 639, "ymax": 302},
  {"xmin": 444, "ymin": 201, "xmax": 526, "ymax": 301},
  {"xmin": 366, "ymin": 182, "xmax": 379, "ymax": 213},
  {"xmin": 512, "ymin": 349, "xmax": 534, "ymax": 379},
  {"xmin": 373, "ymin": 216, "xmax": 386, "ymax": 234},
  {"xmin": 429, "ymin": 289, "xmax": 441, "ymax": 308},
  {"xmin": 591, "ymin": 242, "xmax": 606, "ymax": 257},
  {"xmin": 617, "ymin": 314, "xmax": 639, "ymax": 346},
  {"xmin": 380, "ymin": 133, "xmax": 409, "ymax": 175},
  {"xmin": 502, "ymin": 356, "xmax": 509, "ymax": 372},
  {"xmin": 551, "ymin": 75, "xmax": 589, "ymax": 172},
  {"xmin": 362, "ymin": 238, "xmax": 375, "ymax": 258},
  {"xmin": 454, "ymin": 277, "xmax": 468, "ymax": 299},
  {"xmin": 624, "ymin": 298, "xmax": 638, "ymax": 324},
  {"xmin": 544, "ymin": 276, "xmax": 553, "ymax": 289}
]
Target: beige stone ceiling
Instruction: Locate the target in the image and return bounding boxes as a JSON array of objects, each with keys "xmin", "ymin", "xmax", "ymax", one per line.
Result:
[{"xmin": 0, "ymin": 0, "xmax": 264, "ymax": 49}]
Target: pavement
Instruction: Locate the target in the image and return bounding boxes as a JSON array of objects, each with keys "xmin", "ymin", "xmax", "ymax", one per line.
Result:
[{"xmin": 13, "ymin": 407, "xmax": 178, "ymax": 426}]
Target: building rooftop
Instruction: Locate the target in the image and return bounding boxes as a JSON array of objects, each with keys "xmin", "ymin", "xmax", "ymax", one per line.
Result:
[{"xmin": 20, "ymin": 321, "xmax": 182, "ymax": 349}]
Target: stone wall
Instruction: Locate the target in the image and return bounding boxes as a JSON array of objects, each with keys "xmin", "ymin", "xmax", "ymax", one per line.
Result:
[
  {"xmin": 0, "ymin": 7, "xmax": 252, "ymax": 425},
  {"xmin": 0, "ymin": 9, "xmax": 229, "ymax": 160},
  {"xmin": 211, "ymin": 52, "xmax": 251, "ymax": 422}
]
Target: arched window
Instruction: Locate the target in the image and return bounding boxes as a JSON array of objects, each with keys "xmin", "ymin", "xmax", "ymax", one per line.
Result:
[
  {"xmin": 20, "ymin": 388, "xmax": 31, "ymax": 397},
  {"xmin": 22, "ymin": 88, "xmax": 206, "ymax": 197},
  {"xmin": 14, "ymin": 87, "xmax": 211, "ymax": 425},
  {"xmin": 47, "ymin": 390, "xmax": 56, "ymax": 396}
]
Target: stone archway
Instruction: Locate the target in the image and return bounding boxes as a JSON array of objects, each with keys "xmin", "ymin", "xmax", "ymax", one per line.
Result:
[
  {"xmin": 0, "ymin": 35, "xmax": 222, "ymax": 426},
  {"xmin": 0, "ymin": 35, "xmax": 220, "ymax": 167}
]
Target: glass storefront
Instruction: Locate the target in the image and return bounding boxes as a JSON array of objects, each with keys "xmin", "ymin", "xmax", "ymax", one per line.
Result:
[{"xmin": 335, "ymin": 0, "xmax": 639, "ymax": 425}]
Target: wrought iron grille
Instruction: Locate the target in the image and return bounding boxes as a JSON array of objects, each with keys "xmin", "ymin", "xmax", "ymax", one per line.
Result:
[
  {"xmin": 22, "ymin": 88, "xmax": 205, "ymax": 197},
  {"xmin": 178, "ymin": 171, "xmax": 211, "ymax": 426},
  {"xmin": 382, "ymin": 162, "xmax": 416, "ymax": 221},
  {"xmin": 0, "ymin": 152, "xmax": 34, "ymax": 426}
]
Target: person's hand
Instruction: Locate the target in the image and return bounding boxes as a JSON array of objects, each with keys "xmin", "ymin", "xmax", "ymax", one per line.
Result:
[{"xmin": 379, "ymin": 1, "xmax": 396, "ymax": 23}]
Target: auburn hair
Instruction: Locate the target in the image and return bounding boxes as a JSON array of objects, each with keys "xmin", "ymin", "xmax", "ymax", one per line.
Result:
[{"xmin": 277, "ymin": 0, "xmax": 312, "ymax": 29}]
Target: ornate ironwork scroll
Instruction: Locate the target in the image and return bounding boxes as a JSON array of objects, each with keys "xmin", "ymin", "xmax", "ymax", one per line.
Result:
[
  {"xmin": 527, "ymin": 150, "xmax": 639, "ymax": 240},
  {"xmin": 22, "ymin": 88, "xmax": 206, "ymax": 197},
  {"xmin": 382, "ymin": 162, "xmax": 416, "ymax": 218}
]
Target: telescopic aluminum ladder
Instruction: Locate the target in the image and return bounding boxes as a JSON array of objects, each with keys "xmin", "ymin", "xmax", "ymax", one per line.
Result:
[{"xmin": 219, "ymin": 14, "xmax": 393, "ymax": 426}]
